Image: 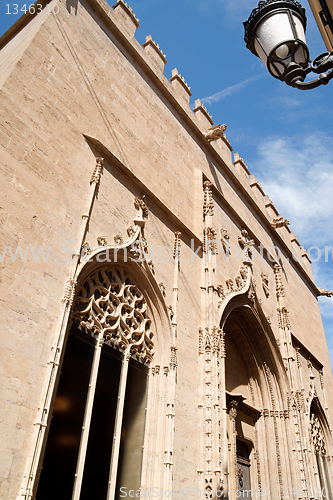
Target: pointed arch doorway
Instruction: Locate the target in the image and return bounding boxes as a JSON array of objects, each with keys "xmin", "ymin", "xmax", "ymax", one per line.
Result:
[{"xmin": 222, "ymin": 302, "xmax": 292, "ymax": 499}]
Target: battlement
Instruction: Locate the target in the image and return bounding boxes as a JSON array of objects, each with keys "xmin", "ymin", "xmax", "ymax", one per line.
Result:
[
  {"xmin": 193, "ymin": 98, "xmax": 214, "ymax": 128},
  {"xmin": 112, "ymin": 0, "xmax": 139, "ymax": 37},
  {"xmin": 169, "ymin": 68, "xmax": 192, "ymax": 105},
  {"xmin": 142, "ymin": 35, "xmax": 167, "ymax": 74}
]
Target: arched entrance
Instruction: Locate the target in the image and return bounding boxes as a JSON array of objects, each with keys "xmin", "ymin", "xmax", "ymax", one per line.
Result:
[{"xmin": 222, "ymin": 302, "xmax": 293, "ymax": 499}]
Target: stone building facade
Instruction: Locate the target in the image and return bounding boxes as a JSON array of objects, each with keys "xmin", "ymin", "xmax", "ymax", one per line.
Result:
[
  {"xmin": 308, "ymin": 0, "xmax": 333, "ymax": 51},
  {"xmin": 0, "ymin": 1, "xmax": 333, "ymax": 499}
]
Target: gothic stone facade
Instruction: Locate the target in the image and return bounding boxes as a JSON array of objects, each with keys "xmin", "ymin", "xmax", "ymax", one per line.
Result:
[{"xmin": 0, "ymin": 1, "xmax": 333, "ymax": 499}]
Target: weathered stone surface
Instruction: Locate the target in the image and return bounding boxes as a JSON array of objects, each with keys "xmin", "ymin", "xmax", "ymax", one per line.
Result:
[{"xmin": 0, "ymin": 0, "xmax": 332, "ymax": 499}]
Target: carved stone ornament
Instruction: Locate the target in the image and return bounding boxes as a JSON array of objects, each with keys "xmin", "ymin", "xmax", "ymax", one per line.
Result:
[
  {"xmin": 199, "ymin": 327, "xmax": 204, "ymax": 355},
  {"xmin": 147, "ymin": 259, "xmax": 155, "ymax": 274},
  {"xmin": 238, "ymin": 229, "xmax": 254, "ymax": 259},
  {"xmin": 129, "ymin": 241, "xmax": 142, "ymax": 261},
  {"xmin": 204, "ymin": 227, "xmax": 218, "ymax": 252},
  {"xmin": 141, "ymin": 237, "xmax": 149, "ymax": 254},
  {"xmin": 90, "ymin": 157, "xmax": 103, "ymax": 185},
  {"xmin": 173, "ymin": 231, "xmax": 182, "ymax": 260},
  {"xmin": 218, "ymin": 262, "xmax": 252, "ymax": 308},
  {"xmin": 158, "ymin": 281, "xmax": 166, "ymax": 297},
  {"xmin": 215, "ymin": 285, "xmax": 225, "ymax": 299},
  {"xmin": 205, "ymin": 124, "xmax": 227, "ymax": 142},
  {"xmin": 271, "ymin": 216, "xmax": 290, "ymax": 229},
  {"xmin": 318, "ymin": 288, "xmax": 333, "ymax": 297},
  {"xmin": 62, "ymin": 277, "xmax": 77, "ymax": 307},
  {"xmin": 247, "ymin": 281, "xmax": 256, "ymax": 303},
  {"xmin": 273, "ymin": 263, "xmax": 285, "ymax": 298},
  {"xmin": 277, "ymin": 307, "xmax": 290, "ymax": 331},
  {"xmin": 127, "ymin": 225, "xmax": 136, "ymax": 237},
  {"xmin": 203, "ymin": 181, "xmax": 214, "ymax": 217},
  {"xmin": 225, "ymin": 279, "xmax": 234, "ymax": 293},
  {"xmin": 114, "ymin": 234, "xmax": 124, "ymax": 246},
  {"xmin": 220, "ymin": 228, "xmax": 230, "ymax": 254},
  {"xmin": 97, "ymin": 236, "xmax": 108, "ymax": 247},
  {"xmin": 71, "ymin": 267, "xmax": 154, "ymax": 363},
  {"xmin": 168, "ymin": 305, "xmax": 174, "ymax": 321},
  {"xmin": 170, "ymin": 345, "xmax": 178, "ymax": 369},
  {"xmin": 134, "ymin": 196, "xmax": 149, "ymax": 220},
  {"xmin": 261, "ymin": 272, "xmax": 269, "ymax": 297},
  {"xmin": 81, "ymin": 242, "xmax": 91, "ymax": 258},
  {"xmin": 310, "ymin": 413, "xmax": 326, "ymax": 455}
]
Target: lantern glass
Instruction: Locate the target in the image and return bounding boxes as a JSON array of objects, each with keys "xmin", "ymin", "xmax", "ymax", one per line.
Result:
[
  {"xmin": 254, "ymin": 11, "xmax": 294, "ymax": 64},
  {"xmin": 244, "ymin": 1, "xmax": 309, "ymax": 81}
]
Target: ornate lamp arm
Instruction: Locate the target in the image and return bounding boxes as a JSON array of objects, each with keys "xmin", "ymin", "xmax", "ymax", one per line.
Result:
[{"xmin": 286, "ymin": 52, "xmax": 333, "ymax": 89}]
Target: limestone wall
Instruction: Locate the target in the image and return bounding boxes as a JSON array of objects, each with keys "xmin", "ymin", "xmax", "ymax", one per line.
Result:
[{"xmin": 0, "ymin": 0, "xmax": 332, "ymax": 498}]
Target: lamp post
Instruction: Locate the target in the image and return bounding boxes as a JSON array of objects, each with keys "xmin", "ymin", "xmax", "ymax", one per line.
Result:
[{"xmin": 244, "ymin": 0, "xmax": 333, "ymax": 89}]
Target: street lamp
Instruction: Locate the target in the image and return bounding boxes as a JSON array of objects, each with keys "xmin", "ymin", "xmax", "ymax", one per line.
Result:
[{"xmin": 244, "ymin": 0, "xmax": 333, "ymax": 89}]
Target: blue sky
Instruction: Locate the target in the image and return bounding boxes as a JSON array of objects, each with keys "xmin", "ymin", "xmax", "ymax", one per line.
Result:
[{"xmin": 1, "ymin": 0, "xmax": 333, "ymax": 368}]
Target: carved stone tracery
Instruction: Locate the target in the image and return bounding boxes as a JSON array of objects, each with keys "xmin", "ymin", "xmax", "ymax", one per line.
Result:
[
  {"xmin": 310, "ymin": 413, "xmax": 326, "ymax": 455},
  {"xmin": 71, "ymin": 267, "xmax": 154, "ymax": 363}
]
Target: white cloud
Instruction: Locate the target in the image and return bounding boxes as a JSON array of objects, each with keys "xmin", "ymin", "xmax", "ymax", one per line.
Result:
[
  {"xmin": 252, "ymin": 132, "xmax": 333, "ymax": 249},
  {"xmin": 251, "ymin": 133, "xmax": 333, "ymax": 369},
  {"xmin": 201, "ymin": 75, "xmax": 262, "ymax": 105}
]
